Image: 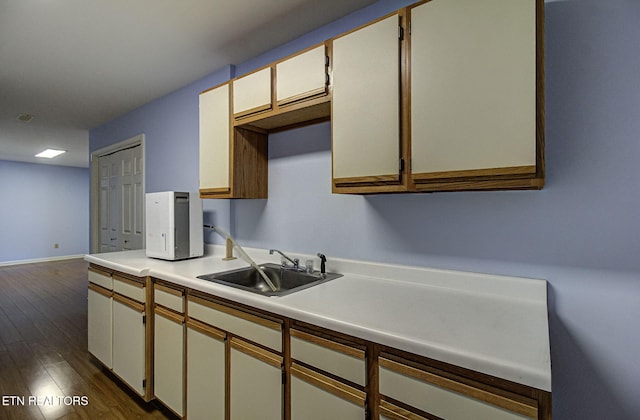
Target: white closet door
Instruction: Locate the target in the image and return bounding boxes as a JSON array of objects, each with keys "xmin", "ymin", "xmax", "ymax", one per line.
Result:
[
  {"xmin": 119, "ymin": 145, "xmax": 143, "ymax": 250},
  {"xmin": 411, "ymin": 0, "xmax": 537, "ymax": 174},
  {"xmin": 98, "ymin": 145, "xmax": 144, "ymax": 252},
  {"xmin": 99, "ymin": 153, "xmax": 119, "ymax": 252},
  {"xmin": 332, "ymin": 14, "xmax": 400, "ymax": 180}
]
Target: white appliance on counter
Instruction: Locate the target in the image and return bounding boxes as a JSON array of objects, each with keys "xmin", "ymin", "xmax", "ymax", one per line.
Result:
[{"xmin": 145, "ymin": 191, "xmax": 203, "ymax": 260}]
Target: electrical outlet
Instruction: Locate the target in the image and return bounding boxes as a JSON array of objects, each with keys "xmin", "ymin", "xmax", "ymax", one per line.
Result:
[{"xmin": 54, "ymin": 243, "xmax": 59, "ymax": 249}]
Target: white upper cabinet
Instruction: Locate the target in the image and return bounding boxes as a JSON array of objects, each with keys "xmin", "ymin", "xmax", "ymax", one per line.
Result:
[
  {"xmin": 410, "ymin": 0, "xmax": 537, "ymax": 177},
  {"xmin": 199, "ymin": 84, "xmax": 230, "ymax": 192},
  {"xmin": 233, "ymin": 67, "xmax": 272, "ymax": 118},
  {"xmin": 276, "ymin": 45, "xmax": 327, "ymax": 106},
  {"xmin": 332, "ymin": 14, "xmax": 401, "ymax": 184}
]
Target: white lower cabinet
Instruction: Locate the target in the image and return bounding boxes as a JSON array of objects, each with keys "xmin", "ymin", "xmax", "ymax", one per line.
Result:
[
  {"xmin": 290, "ymin": 363, "xmax": 366, "ymax": 420},
  {"xmin": 87, "ymin": 267, "xmax": 152, "ymax": 401},
  {"xmin": 379, "ymin": 356, "xmax": 538, "ymax": 420},
  {"xmin": 186, "ymin": 320, "xmax": 226, "ymax": 420},
  {"xmin": 154, "ymin": 307, "xmax": 185, "ymax": 417},
  {"xmin": 230, "ymin": 337, "xmax": 283, "ymax": 420},
  {"xmin": 87, "ymin": 284, "xmax": 112, "ymax": 368},
  {"xmin": 112, "ymin": 295, "xmax": 146, "ymax": 396}
]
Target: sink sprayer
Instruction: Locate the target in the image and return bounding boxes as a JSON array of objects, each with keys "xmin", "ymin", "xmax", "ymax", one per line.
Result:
[{"xmin": 203, "ymin": 225, "xmax": 277, "ymax": 292}]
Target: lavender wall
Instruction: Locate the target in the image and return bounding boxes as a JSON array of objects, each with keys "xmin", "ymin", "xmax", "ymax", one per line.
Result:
[
  {"xmin": 90, "ymin": 0, "xmax": 640, "ymax": 417},
  {"xmin": 90, "ymin": 65, "xmax": 237, "ymax": 236},
  {"xmin": 0, "ymin": 160, "xmax": 90, "ymax": 263}
]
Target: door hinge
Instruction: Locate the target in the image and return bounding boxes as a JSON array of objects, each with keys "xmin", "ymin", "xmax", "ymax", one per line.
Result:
[
  {"xmin": 142, "ymin": 379, "xmax": 146, "ymax": 389},
  {"xmin": 399, "ymin": 25, "xmax": 405, "ymax": 41},
  {"xmin": 142, "ymin": 314, "xmax": 146, "ymax": 325},
  {"xmin": 399, "ymin": 158, "xmax": 405, "ymax": 173},
  {"xmin": 325, "ymin": 55, "xmax": 330, "ymax": 67},
  {"xmin": 282, "ymin": 369, "xmax": 286, "ymax": 385}
]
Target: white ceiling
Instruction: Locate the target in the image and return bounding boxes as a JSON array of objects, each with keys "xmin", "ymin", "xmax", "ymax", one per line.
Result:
[{"xmin": 0, "ymin": 0, "xmax": 377, "ymax": 168}]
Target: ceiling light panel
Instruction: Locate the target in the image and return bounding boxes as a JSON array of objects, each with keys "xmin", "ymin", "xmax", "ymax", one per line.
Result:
[{"xmin": 35, "ymin": 149, "xmax": 66, "ymax": 158}]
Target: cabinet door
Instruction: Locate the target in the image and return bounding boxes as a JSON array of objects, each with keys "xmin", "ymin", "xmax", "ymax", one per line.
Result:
[
  {"xmin": 332, "ymin": 14, "xmax": 401, "ymax": 189},
  {"xmin": 154, "ymin": 308, "xmax": 185, "ymax": 417},
  {"xmin": 112, "ymin": 295, "xmax": 146, "ymax": 396},
  {"xmin": 233, "ymin": 67, "xmax": 272, "ymax": 118},
  {"xmin": 276, "ymin": 45, "xmax": 327, "ymax": 106},
  {"xmin": 290, "ymin": 328, "xmax": 366, "ymax": 387},
  {"xmin": 230, "ymin": 338, "xmax": 282, "ymax": 420},
  {"xmin": 186, "ymin": 320, "xmax": 226, "ymax": 420},
  {"xmin": 87, "ymin": 285, "xmax": 112, "ymax": 368},
  {"xmin": 410, "ymin": 0, "xmax": 538, "ymax": 183},
  {"xmin": 199, "ymin": 83, "xmax": 231, "ymax": 193},
  {"xmin": 291, "ymin": 363, "xmax": 366, "ymax": 420},
  {"xmin": 379, "ymin": 357, "xmax": 537, "ymax": 420}
]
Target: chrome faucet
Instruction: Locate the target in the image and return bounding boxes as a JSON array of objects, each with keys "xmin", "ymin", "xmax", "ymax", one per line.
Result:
[{"xmin": 269, "ymin": 249, "xmax": 299, "ymax": 269}]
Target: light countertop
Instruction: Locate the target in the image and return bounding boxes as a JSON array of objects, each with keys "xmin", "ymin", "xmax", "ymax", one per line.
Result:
[{"xmin": 85, "ymin": 245, "xmax": 551, "ymax": 392}]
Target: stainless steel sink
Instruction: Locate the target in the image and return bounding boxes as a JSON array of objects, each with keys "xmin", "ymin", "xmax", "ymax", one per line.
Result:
[{"xmin": 197, "ymin": 263, "xmax": 342, "ymax": 297}]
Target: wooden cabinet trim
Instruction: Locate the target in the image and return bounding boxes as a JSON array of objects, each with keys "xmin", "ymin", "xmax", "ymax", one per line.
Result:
[
  {"xmin": 88, "ymin": 282, "xmax": 112, "ymax": 298},
  {"xmin": 379, "ymin": 399, "xmax": 431, "ymax": 420},
  {"xmin": 291, "ymin": 362, "xmax": 366, "ymax": 407},
  {"xmin": 186, "ymin": 318, "xmax": 226, "ymax": 341},
  {"xmin": 230, "ymin": 337, "xmax": 282, "ymax": 368},
  {"xmin": 234, "ymin": 103, "xmax": 272, "ymax": 120},
  {"xmin": 413, "ymin": 177, "xmax": 545, "ymax": 192},
  {"xmin": 412, "ymin": 165, "xmax": 537, "ymax": 182},
  {"xmin": 200, "ymin": 187, "xmax": 231, "ymax": 198},
  {"xmin": 236, "ymin": 98, "xmax": 330, "ymax": 132},
  {"xmin": 113, "ymin": 293, "xmax": 145, "ymax": 313},
  {"xmin": 379, "ymin": 357, "xmax": 538, "ymax": 418},
  {"xmin": 332, "ymin": 10, "xmax": 402, "ymax": 42},
  {"xmin": 276, "ymin": 87, "xmax": 327, "ymax": 108},
  {"xmin": 113, "ymin": 273, "xmax": 145, "ymax": 288},
  {"xmin": 89, "ymin": 265, "xmax": 112, "ymax": 276},
  {"xmin": 154, "ymin": 282, "xmax": 184, "ymax": 297},
  {"xmin": 187, "ymin": 295, "xmax": 282, "ymax": 331},
  {"xmin": 333, "ymin": 174, "xmax": 401, "ymax": 187},
  {"xmin": 291, "ymin": 328, "xmax": 365, "ymax": 359},
  {"xmin": 200, "ymin": 80, "xmax": 231, "ymax": 95},
  {"xmin": 155, "ymin": 305, "xmax": 185, "ymax": 324}
]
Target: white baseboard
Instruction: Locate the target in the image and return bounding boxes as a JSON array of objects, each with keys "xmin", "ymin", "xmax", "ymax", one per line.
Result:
[{"xmin": 0, "ymin": 254, "xmax": 86, "ymax": 267}]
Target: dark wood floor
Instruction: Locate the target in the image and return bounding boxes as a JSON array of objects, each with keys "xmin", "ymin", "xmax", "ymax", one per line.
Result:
[{"xmin": 0, "ymin": 259, "xmax": 176, "ymax": 420}]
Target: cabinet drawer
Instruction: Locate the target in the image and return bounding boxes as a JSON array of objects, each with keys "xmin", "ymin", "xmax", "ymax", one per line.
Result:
[
  {"xmin": 290, "ymin": 329, "xmax": 366, "ymax": 386},
  {"xmin": 187, "ymin": 296, "xmax": 282, "ymax": 352},
  {"xmin": 88, "ymin": 267, "xmax": 112, "ymax": 290},
  {"xmin": 379, "ymin": 357, "xmax": 537, "ymax": 420},
  {"xmin": 154, "ymin": 283, "xmax": 184, "ymax": 313},
  {"xmin": 233, "ymin": 67, "xmax": 272, "ymax": 118},
  {"xmin": 113, "ymin": 275, "xmax": 145, "ymax": 303}
]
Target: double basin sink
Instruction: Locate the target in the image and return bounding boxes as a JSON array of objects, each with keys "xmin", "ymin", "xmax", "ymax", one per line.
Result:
[{"xmin": 197, "ymin": 263, "xmax": 342, "ymax": 297}]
